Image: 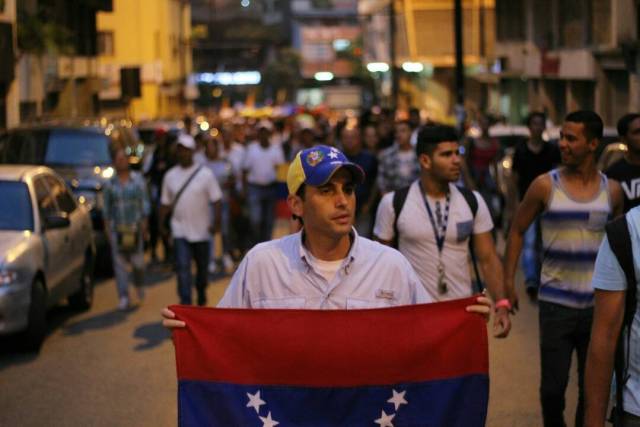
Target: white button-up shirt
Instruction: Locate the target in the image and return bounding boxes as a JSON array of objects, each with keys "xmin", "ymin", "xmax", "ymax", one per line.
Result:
[{"xmin": 218, "ymin": 229, "xmax": 432, "ymax": 309}]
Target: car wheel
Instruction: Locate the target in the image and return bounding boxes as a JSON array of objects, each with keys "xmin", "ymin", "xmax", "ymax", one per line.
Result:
[
  {"xmin": 22, "ymin": 279, "xmax": 47, "ymax": 352},
  {"xmin": 68, "ymin": 254, "xmax": 94, "ymax": 311}
]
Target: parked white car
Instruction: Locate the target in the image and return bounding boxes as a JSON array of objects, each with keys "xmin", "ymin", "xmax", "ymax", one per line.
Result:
[{"xmin": 0, "ymin": 165, "xmax": 95, "ymax": 351}]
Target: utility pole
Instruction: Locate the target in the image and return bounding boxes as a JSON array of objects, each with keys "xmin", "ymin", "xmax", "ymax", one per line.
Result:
[
  {"xmin": 454, "ymin": 0, "xmax": 465, "ymax": 131},
  {"xmin": 389, "ymin": 0, "xmax": 398, "ymax": 109}
]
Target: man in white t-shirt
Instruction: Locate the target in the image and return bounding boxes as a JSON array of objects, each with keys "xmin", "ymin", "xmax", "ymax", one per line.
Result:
[
  {"xmin": 242, "ymin": 120, "xmax": 285, "ymax": 245},
  {"xmin": 160, "ymin": 134, "xmax": 223, "ymax": 306},
  {"xmin": 374, "ymin": 125, "xmax": 511, "ymax": 338}
]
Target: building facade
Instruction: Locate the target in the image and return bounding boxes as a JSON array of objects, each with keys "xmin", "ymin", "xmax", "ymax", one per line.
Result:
[
  {"xmin": 97, "ymin": 0, "xmax": 192, "ymax": 121},
  {"xmin": 361, "ymin": 0, "xmax": 496, "ymax": 121},
  {"xmin": 0, "ymin": 0, "xmax": 17, "ymax": 130},
  {"xmin": 494, "ymin": 0, "xmax": 640, "ymax": 125}
]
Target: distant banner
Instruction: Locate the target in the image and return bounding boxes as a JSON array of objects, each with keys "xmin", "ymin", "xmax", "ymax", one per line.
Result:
[{"xmin": 171, "ymin": 298, "xmax": 488, "ymax": 426}]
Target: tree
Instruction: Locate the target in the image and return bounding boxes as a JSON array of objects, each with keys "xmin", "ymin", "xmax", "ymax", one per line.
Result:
[{"xmin": 262, "ymin": 48, "xmax": 303, "ymax": 103}]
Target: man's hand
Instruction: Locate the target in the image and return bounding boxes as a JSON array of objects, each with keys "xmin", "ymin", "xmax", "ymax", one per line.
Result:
[
  {"xmin": 465, "ymin": 296, "xmax": 492, "ymax": 321},
  {"xmin": 493, "ymin": 307, "xmax": 511, "ymax": 338},
  {"xmin": 162, "ymin": 307, "xmax": 186, "ymax": 329}
]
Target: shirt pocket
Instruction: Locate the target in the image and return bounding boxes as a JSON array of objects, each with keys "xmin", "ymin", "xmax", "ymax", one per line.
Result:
[
  {"xmin": 456, "ymin": 220, "xmax": 474, "ymax": 243},
  {"xmin": 251, "ymin": 297, "xmax": 306, "ymax": 309},
  {"xmin": 587, "ymin": 211, "xmax": 609, "ymax": 231},
  {"xmin": 346, "ymin": 298, "xmax": 393, "ymax": 310}
]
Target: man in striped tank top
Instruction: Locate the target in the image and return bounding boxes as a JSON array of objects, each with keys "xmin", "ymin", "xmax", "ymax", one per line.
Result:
[{"xmin": 503, "ymin": 111, "xmax": 624, "ymax": 427}]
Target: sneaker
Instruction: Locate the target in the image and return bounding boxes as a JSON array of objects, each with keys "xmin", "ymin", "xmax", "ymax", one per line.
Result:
[
  {"xmin": 118, "ymin": 296, "xmax": 130, "ymax": 311},
  {"xmin": 208, "ymin": 261, "xmax": 220, "ymax": 275},
  {"xmin": 222, "ymin": 254, "xmax": 234, "ymax": 273}
]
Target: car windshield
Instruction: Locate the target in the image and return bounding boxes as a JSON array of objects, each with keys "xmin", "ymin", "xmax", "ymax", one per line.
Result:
[
  {"xmin": 45, "ymin": 130, "xmax": 111, "ymax": 166},
  {"xmin": 0, "ymin": 181, "xmax": 33, "ymax": 231}
]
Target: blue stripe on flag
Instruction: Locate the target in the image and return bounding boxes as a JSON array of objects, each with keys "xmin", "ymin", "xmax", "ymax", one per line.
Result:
[{"xmin": 179, "ymin": 374, "xmax": 489, "ymax": 427}]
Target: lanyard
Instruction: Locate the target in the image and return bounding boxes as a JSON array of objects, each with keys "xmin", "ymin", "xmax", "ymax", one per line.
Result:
[{"xmin": 420, "ymin": 182, "xmax": 450, "ymax": 253}]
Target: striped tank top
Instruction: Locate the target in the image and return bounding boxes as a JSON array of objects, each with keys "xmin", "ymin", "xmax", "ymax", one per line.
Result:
[{"xmin": 539, "ymin": 169, "xmax": 611, "ymax": 308}]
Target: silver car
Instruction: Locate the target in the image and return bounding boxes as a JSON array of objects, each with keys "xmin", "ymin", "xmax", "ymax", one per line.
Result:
[{"xmin": 0, "ymin": 165, "xmax": 95, "ymax": 351}]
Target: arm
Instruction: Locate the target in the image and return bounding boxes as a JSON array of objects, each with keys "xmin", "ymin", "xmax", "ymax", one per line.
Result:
[
  {"xmin": 609, "ymin": 179, "xmax": 624, "ymax": 218},
  {"xmin": 503, "ymin": 175, "xmax": 551, "ymax": 308},
  {"xmin": 210, "ymin": 200, "xmax": 222, "ymax": 234},
  {"xmin": 584, "ymin": 289, "xmax": 625, "ymax": 427},
  {"xmin": 372, "ymin": 193, "xmax": 395, "ymax": 246},
  {"xmin": 473, "ymin": 231, "xmax": 511, "ymax": 338}
]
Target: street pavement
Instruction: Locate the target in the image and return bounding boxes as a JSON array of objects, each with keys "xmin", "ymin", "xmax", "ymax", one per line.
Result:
[{"xmin": 0, "ymin": 237, "xmax": 580, "ymax": 426}]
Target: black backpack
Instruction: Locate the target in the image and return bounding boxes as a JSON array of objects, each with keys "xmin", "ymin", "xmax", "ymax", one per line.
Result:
[
  {"xmin": 604, "ymin": 215, "xmax": 637, "ymax": 419},
  {"xmin": 391, "ymin": 185, "xmax": 484, "ymax": 293}
]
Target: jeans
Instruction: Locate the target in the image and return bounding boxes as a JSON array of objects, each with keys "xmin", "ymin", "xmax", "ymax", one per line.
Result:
[
  {"xmin": 246, "ymin": 183, "xmax": 277, "ymax": 246},
  {"xmin": 174, "ymin": 238, "xmax": 210, "ymax": 305},
  {"xmin": 110, "ymin": 231, "xmax": 144, "ymax": 299},
  {"xmin": 522, "ymin": 219, "xmax": 542, "ymax": 287},
  {"xmin": 210, "ymin": 200, "xmax": 231, "ymax": 260},
  {"xmin": 539, "ymin": 301, "xmax": 593, "ymax": 427}
]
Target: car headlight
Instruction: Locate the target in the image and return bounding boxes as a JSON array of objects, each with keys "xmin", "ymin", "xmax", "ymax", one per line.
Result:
[
  {"xmin": 0, "ymin": 270, "xmax": 17, "ymax": 286},
  {"xmin": 76, "ymin": 190, "xmax": 104, "ymax": 211}
]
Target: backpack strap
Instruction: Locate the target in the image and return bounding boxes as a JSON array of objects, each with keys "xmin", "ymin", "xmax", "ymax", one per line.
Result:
[
  {"xmin": 605, "ymin": 215, "xmax": 637, "ymax": 418},
  {"xmin": 392, "ymin": 186, "xmax": 411, "ymax": 249},
  {"xmin": 456, "ymin": 185, "xmax": 483, "ymax": 292}
]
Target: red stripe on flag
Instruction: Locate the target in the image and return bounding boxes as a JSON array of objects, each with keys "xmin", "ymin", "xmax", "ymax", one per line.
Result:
[{"xmin": 171, "ymin": 297, "xmax": 488, "ymax": 387}]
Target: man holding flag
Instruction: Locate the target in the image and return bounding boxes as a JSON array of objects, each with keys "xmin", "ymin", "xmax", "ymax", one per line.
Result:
[
  {"xmin": 162, "ymin": 145, "xmax": 495, "ymax": 426},
  {"xmin": 162, "ymin": 145, "xmax": 492, "ymax": 316}
]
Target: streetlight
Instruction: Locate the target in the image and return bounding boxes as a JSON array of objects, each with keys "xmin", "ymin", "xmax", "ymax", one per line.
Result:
[
  {"xmin": 402, "ymin": 62, "xmax": 424, "ymax": 73},
  {"xmin": 366, "ymin": 62, "xmax": 390, "ymax": 73},
  {"xmin": 314, "ymin": 72, "xmax": 334, "ymax": 82}
]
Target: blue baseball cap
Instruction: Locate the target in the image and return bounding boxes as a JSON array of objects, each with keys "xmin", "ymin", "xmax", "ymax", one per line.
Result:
[{"xmin": 287, "ymin": 145, "xmax": 365, "ymax": 195}]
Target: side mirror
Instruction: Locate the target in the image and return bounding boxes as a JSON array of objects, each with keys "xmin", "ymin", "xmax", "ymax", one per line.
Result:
[{"xmin": 44, "ymin": 213, "xmax": 70, "ymax": 230}]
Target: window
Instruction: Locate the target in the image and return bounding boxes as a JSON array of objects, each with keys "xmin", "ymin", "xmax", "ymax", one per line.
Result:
[
  {"xmin": 34, "ymin": 177, "xmax": 58, "ymax": 219},
  {"xmin": 45, "ymin": 175, "xmax": 76, "ymax": 214},
  {"xmin": 0, "ymin": 181, "xmax": 33, "ymax": 231},
  {"xmin": 45, "ymin": 130, "xmax": 111, "ymax": 166},
  {"xmin": 97, "ymin": 31, "xmax": 114, "ymax": 56},
  {"xmin": 496, "ymin": 0, "xmax": 526, "ymax": 41},
  {"xmin": 0, "ymin": 130, "xmax": 48, "ymax": 164}
]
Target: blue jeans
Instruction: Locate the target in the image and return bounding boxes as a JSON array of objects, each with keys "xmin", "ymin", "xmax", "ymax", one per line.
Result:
[
  {"xmin": 247, "ymin": 183, "xmax": 277, "ymax": 245},
  {"xmin": 210, "ymin": 201, "xmax": 231, "ymax": 259},
  {"xmin": 174, "ymin": 238, "xmax": 210, "ymax": 305},
  {"xmin": 522, "ymin": 219, "xmax": 541, "ymax": 287},
  {"xmin": 110, "ymin": 231, "xmax": 144, "ymax": 299}
]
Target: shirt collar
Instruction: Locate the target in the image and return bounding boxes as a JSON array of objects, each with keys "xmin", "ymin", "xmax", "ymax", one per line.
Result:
[{"xmin": 296, "ymin": 228, "xmax": 360, "ymax": 275}]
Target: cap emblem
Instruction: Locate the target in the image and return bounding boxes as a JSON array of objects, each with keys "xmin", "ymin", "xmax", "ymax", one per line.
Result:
[{"xmin": 306, "ymin": 150, "xmax": 324, "ymax": 167}]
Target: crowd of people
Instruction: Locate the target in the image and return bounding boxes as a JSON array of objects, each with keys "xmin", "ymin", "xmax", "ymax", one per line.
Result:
[{"xmin": 100, "ymin": 105, "xmax": 640, "ymax": 426}]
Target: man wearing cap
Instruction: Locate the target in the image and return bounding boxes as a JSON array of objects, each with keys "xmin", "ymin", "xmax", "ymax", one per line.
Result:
[
  {"xmin": 242, "ymin": 120, "xmax": 285, "ymax": 245},
  {"xmin": 159, "ymin": 133, "xmax": 223, "ymax": 306},
  {"xmin": 162, "ymin": 146, "xmax": 492, "ymax": 326}
]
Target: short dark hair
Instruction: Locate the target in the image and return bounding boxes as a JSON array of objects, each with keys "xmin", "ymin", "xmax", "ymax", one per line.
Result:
[
  {"xmin": 292, "ymin": 184, "xmax": 306, "ymax": 224},
  {"xmin": 617, "ymin": 113, "xmax": 640, "ymax": 138},
  {"xmin": 526, "ymin": 111, "xmax": 546, "ymax": 127},
  {"xmin": 416, "ymin": 125, "xmax": 459, "ymax": 156},
  {"xmin": 565, "ymin": 110, "xmax": 603, "ymax": 141}
]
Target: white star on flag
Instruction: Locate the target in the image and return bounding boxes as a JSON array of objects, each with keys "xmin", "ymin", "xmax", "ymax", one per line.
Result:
[
  {"xmin": 328, "ymin": 150, "xmax": 339, "ymax": 159},
  {"xmin": 374, "ymin": 410, "xmax": 395, "ymax": 427},
  {"xmin": 259, "ymin": 411, "xmax": 280, "ymax": 427},
  {"xmin": 246, "ymin": 391, "xmax": 266, "ymax": 414},
  {"xmin": 387, "ymin": 389, "xmax": 408, "ymax": 411}
]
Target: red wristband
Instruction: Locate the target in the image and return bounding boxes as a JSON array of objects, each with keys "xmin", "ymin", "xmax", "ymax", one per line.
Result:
[{"xmin": 495, "ymin": 299, "xmax": 512, "ymax": 311}]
